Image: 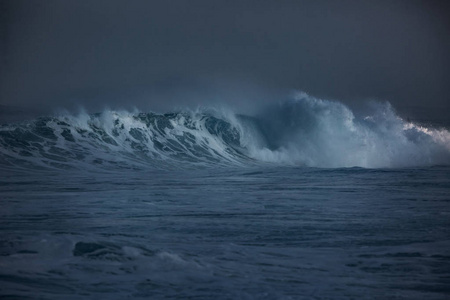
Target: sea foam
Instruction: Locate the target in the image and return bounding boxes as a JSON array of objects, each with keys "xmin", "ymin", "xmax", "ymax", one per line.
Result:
[{"xmin": 0, "ymin": 93, "xmax": 449, "ymax": 169}]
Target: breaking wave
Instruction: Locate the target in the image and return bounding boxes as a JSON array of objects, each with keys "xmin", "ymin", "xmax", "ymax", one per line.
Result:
[{"xmin": 1, "ymin": 93, "xmax": 449, "ymax": 170}]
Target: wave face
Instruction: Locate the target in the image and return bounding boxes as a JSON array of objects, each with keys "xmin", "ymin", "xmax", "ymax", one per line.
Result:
[{"xmin": 1, "ymin": 93, "xmax": 449, "ymax": 169}]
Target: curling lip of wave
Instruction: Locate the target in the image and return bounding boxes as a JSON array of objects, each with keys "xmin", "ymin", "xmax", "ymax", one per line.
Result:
[
  {"xmin": 0, "ymin": 109, "xmax": 250, "ymax": 170},
  {"xmin": 0, "ymin": 93, "xmax": 449, "ymax": 169}
]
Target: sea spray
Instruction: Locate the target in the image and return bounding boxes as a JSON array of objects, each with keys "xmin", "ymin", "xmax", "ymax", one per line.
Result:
[{"xmin": 1, "ymin": 93, "xmax": 449, "ymax": 169}]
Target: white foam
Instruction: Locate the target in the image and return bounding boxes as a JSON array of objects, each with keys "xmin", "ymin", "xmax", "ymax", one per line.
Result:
[
  {"xmin": 245, "ymin": 93, "xmax": 450, "ymax": 168},
  {"xmin": 0, "ymin": 95, "xmax": 448, "ymax": 169}
]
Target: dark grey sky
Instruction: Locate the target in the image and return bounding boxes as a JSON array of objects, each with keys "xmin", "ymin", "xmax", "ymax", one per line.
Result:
[{"xmin": 1, "ymin": 0, "xmax": 449, "ymax": 119}]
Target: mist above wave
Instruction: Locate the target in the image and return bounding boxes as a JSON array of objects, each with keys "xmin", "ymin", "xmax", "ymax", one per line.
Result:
[
  {"xmin": 0, "ymin": 92, "xmax": 449, "ymax": 169},
  {"xmin": 250, "ymin": 92, "xmax": 450, "ymax": 168}
]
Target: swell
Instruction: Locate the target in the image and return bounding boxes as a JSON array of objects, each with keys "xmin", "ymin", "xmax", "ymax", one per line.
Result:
[{"xmin": 1, "ymin": 93, "xmax": 449, "ymax": 170}]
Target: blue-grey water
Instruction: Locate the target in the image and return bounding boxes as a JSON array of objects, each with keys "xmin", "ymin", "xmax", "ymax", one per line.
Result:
[
  {"xmin": 1, "ymin": 96, "xmax": 450, "ymax": 299},
  {"xmin": 1, "ymin": 167, "xmax": 450, "ymax": 299}
]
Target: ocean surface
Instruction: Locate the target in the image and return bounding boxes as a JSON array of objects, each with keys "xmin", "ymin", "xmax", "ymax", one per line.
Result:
[{"xmin": 1, "ymin": 95, "xmax": 449, "ymax": 299}]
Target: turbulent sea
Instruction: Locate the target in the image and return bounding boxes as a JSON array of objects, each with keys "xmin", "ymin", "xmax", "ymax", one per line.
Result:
[{"xmin": 1, "ymin": 94, "xmax": 450, "ymax": 299}]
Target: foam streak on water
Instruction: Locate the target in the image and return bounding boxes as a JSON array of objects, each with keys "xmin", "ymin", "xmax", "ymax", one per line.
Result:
[{"xmin": 1, "ymin": 167, "xmax": 450, "ymax": 299}]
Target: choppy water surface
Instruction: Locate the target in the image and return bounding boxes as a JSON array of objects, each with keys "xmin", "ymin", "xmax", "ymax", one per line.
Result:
[
  {"xmin": 1, "ymin": 166, "xmax": 449, "ymax": 299},
  {"xmin": 1, "ymin": 95, "xmax": 450, "ymax": 299}
]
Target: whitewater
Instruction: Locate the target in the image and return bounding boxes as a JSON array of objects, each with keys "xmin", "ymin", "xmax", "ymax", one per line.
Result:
[
  {"xmin": 1, "ymin": 93, "xmax": 449, "ymax": 299},
  {"xmin": 1, "ymin": 93, "xmax": 449, "ymax": 170}
]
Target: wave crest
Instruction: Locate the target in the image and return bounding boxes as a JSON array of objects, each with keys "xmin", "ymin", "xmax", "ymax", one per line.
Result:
[{"xmin": 1, "ymin": 93, "xmax": 449, "ymax": 169}]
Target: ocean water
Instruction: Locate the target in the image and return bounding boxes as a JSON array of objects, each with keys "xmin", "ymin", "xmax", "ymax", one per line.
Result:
[{"xmin": 1, "ymin": 95, "xmax": 450, "ymax": 299}]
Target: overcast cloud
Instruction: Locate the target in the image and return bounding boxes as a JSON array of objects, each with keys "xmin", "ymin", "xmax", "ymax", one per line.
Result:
[{"xmin": 0, "ymin": 0, "xmax": 449, "ymax": 121}]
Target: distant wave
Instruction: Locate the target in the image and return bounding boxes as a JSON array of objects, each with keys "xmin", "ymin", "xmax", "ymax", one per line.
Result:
[{"xmin": 1, "ymin": 93, "xmax": 449, "ymax": 170}]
